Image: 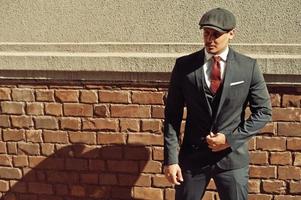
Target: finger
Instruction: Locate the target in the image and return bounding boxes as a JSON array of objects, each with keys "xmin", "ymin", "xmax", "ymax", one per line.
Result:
[
  {"xmin": 177, "ymin": 169, "xmax": 184, "ymax": 182},
  {"xmin": 210, "ymin": 132, "xmax": 215, "ymax": 137},
  {"xmin": 171, "ymin": 173, "xmax": 181, "ymax": 185}
]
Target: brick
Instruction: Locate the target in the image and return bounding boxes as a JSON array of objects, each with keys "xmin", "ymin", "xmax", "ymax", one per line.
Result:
[
  {"xmin": 153, "ymin": 147, "xmax": 164, "ymax": 161},
  {"xmin": 256, "ymin": 137, "xmax": 286, "ymax": 151},
  {"xmin": 41, "ymin": 143, "xmax": 54, "ymax": 156},
  {"xmin": 120, "ymin": 119, "xmax": 140, "ymax": 132},
  {"xmin": 89, "ymin": 160, "xmax": 106, "ymax": 171},
  {"xmin": 152, "ymin": 106, "xmax": 164, "ymax": 118},
  {"xmin": 26, "ymin": 130, "xmax": 43, "ymax": 143},
  {"xmin": 11, "ymin": 116, "xmax": 33, "ymax": 128},
  {"xmin": 29, "ymin": 157, "xmax": 64, "ymax": 170},
  {"xmin": 274, "ymin": 196, "xmax": 301, "ymax": 200},
  {"xmin": 45, "ymin": 103, "xmax": 62, "ymax": 116},
  {"xmin": 99, "ymin": 90, "xmax": 129, "ymax": 103},
  {"xmin": 69, "ymin": 131, "xmax": 96, "ymax": 144},
  {"xmin": 0, "ymin": 142, "xmax": 7, "ymax": 153},
  {"xmin": 262, "ymin": 180, "xmax": 286, "ymax": 194},
  {"xmin": 270, "ymin": 152, "xmax": 292, "ymax": 165},
  {"xmin": 70, "ymin": 185, "xmax": 85, "ymax": 197},
  {"xmin": 260, "ymin": 122, "xmax": 276, "ymax": 135},
  {"xmin": 124, "ymin": 146, "xmax": 151, "ymax": 161},
  {"xmin": 87, "ymin": 185, "xmax": 111, "ymax": 199},
  {"xmin": 3, "ymin": 129, "xmax": 25, "ymax": 141},
  {"xmin": 36, "ymin": 89, "xmax": 55, "ymax": 101},
  {"xmin": 26, "ymin": 102, "xmax": 44, "ymax": 115},
  {"xmin": 0, "ymin": 88, "xmax": 11, "ymax": 100},
  {"xmin": 43, "ymin": 130, "xmax": 68, "ymax": 143},
  {"xmin": 278, "ymin": 166, "xmax": 301, "ymax": 180},
  {"xmin": 283, "ymin": 94, "xmax": 301, "ymax": 107},
  {"xmin": 34, "ymin": 116, "xmax": 58, "ymax": 129},
  {"xmin": 12, "ymin": 88, "xmax": 34, "ymax": 101},
  {"xmin": 99, "ymin": 173, "xmax": 117, "ymax": 185},
  {"xmin": 60, "ymin": 117, "xmax": 81, "ymax": 130},
  {"xmin": 128, "ymin": 133, "xmax": 163, "ymax": 145},
  {"xmin": 0, "ymin": 155, "xmax": 12, "ymax": 166},
  {"xmin": 206, "ymin": 179, "xmax": 216, "ymax": 190},
  {"xmin": 13, "ymin": 155, "xmax": 28, "ymax": 167},
  {"xmin": 0, "ymin": 115, "xmax": 10, "ymax": 127},
  {"xmin": 287, "ymin": 138, "xmax": 301, "ymax": 151},
  {"xmin": 0, "ymin": 180, "xmax": 9, "ymax": 192},
  {"xmin": 248, "ymin": 179, "xmax": 260, "ymax": 193},
  {"xmin": 295, "ymin": 153, "xmax": 301, "ymax": 166},
  {"xmin": 18, "ymin": 143, "xmax": 40, "ymax": 155},
  {"xmin": 249, "ymin": 166, "xmax": 276, "ymax": 178},
  {"xmin": 46, "ymin": 171, "xmax": 79, "ymax": 183},
  {"xmin": 80, "ymin": 173, "xmax": 98, "ymax": 184},
  {"xmin": 118, "ymin": 174, "xmax": 151, "ymax": 186},
  {"xmin": 1, "ymin": 102, "xmax": 24, "ymax": 114},
  {"xmin": 7, "ymin": 142, "xmax": 17, "ymax": 154},
  {"xmin": 0, "ymin": 167, "xmax": 22, "ymax": 179},
  {"xmin": 248, "ymin": 194, "xmax": 273, "ymax": 200},
  {"xmin": 10, "ymin": 180, "xmax": 27, "ymax": 193},
  {"xmin": 132, "ymin": 91, "xmax": 164, "ymax": 105},
  {"xmin": 272, "ymin": 108, "xmax": 301, "ymax": 122},
  {"xmin": 270, "ymin": 93, "xmax": 281, "ymax": 107},
  {"xmin": 64, "ymin": 103, "xmax": 93, "ymax": 117},
  {"xmin": 111, "ymin": 187, "xmax": 131, "ymax": 199},
  {"xmin": 107, "ymin": 160, "xmax": 139, "ymax": 173},
  {"xmin": 153, "ymin": 175, "xmax": 172, "ymax": 187},
  {"xmin": 55, "ymin": 90, "xmax": 79, "ymax": 102},
  {"xmin": 141, "ymin": 119, "xmax": 162, "ymax": 133},
  {"xmin": 100, "ymin": 146, "xmax": 123, "ymax": 159},
  {"xmin": 203, "ymin": 191, "xmax": 216, "ymax": 200},
  {"xmin": 97, "ymin": 133, "xmax": 126, "ymax": 144},
  {"xmin": 278, "ymin": 122, "xmax": 301, "ymax": 137},
  {"xmin": 111, "ymin": 105, "xmax": 151, "ymax": 118},
  {"xmin": 133, "ymin": 187, "xmax": 163, "ymax": 200},
  {"xmin": 55, "ymin": 184, "xmax": 69, "ymax": 195},
  {"xmin": 94, "ymin": 104, "xmax": 109, "ymax": 117},
  {"xmin": 290, "ymin": 181, "xmax": 301, "ymax": 194},
  {"xmin": 141, "ymin": 160, "xmax": 162, "ymax": 173},
  {"xmin": 82, "ymin": 118, "xmax": 119, "ymax": 131},
  {"xmin": 249, "ymin": 137, "xmax": 256, "ymax": 150},
  {"xmin": 165, "ymin": 188, "xmax": 175, "ymax": 200},
  {"xmin": 249, "ymin": 151, "xmax": 268, "ymax": 165},
  {"xmin": 66, "ymin": 158, "xmax": 88, "ymax": 171},
  {"xmin": 28, "ymin": 182, "xmax": 53, "ymax": 195},
  {"xmin": 80, "ymin": 90, "xmax": 98, "ymax": 103}
]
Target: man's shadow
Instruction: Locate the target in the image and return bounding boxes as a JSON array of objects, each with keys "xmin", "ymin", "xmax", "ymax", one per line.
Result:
[{"xmin": 2, "ymin": 143, "xmax": 151, "ymax": 200}]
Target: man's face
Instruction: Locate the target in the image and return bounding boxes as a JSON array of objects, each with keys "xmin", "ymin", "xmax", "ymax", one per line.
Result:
[{"xmin": 203, "ymin": 28, "xmax": 235, "ymax": 54}]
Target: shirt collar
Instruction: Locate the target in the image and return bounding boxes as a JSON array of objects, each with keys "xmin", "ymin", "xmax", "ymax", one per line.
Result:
[{"xmin": 205, "ymin": 46, "xmax": 229, "ymax": 62}]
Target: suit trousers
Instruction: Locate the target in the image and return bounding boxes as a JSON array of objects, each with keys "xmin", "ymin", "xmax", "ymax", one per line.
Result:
[{"xmin": 175, "ymin": 164, "xmax": 249, "ymax": 200}]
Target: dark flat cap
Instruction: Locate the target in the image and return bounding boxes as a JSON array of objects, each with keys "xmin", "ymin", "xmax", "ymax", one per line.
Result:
[{"xmin": 199, "ymin": 8, "xmax": 236, "ymax": 32}]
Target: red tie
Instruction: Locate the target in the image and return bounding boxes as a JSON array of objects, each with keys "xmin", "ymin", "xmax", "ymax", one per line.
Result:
[{"xmin": 210, "ymin": 56, "xmax": 221, "ymax": 94}]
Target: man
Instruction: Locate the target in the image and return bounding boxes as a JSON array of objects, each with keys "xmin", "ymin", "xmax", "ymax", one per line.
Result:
[{"xmin": 163, "ymin": 8, "xmax": 272, "ymax": 200}]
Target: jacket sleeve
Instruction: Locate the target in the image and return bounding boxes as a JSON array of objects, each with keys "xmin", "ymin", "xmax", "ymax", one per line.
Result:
[
  {"xmin": 164, "ymin": 59, "xmax": 185, "ymax": 165},
  {"xmin": 225, "ymin": 60, "xmax": 272, "ymax": 150}
]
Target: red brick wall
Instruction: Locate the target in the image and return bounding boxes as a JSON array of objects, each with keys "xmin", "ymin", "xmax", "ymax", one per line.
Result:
[{"xmin": 0, "ymin": 80, "xmax": 300, "ymax": 200}]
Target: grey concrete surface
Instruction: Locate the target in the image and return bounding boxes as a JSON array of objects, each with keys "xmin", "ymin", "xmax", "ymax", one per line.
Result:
[{"xmin": 0, "ymin": 0, "xmax": 300, "ymax": 43}]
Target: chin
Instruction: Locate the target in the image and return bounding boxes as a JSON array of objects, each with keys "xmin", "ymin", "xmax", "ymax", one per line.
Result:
[{"xmin": 206, "ymin": 47, "xmax": 218, "ymax": 54}]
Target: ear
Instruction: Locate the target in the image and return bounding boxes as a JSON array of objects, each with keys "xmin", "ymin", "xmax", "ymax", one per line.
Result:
[{"xmin": 228, "ymin": 29, "xmax": 235, "ymax": 40}]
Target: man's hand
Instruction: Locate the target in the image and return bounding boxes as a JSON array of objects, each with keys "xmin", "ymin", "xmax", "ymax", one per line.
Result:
[
  {"xmin": 164, "ymin": 164, "xmax": 184, "ymax": 185},
  {"xmin": 206, "ymin": 132, "xmax": 230, "ymax": 152}
]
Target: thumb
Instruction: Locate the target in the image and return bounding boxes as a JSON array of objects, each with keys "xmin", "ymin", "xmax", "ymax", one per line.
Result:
[{"xmin": 177, "ymin": 168, "xmax": 184, "ymax": 182}]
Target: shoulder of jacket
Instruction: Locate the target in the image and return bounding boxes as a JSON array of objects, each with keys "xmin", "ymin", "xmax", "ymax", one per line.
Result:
[{"xmin": 176, "ymin": 50, "xmax": 203, "ymax": 64}]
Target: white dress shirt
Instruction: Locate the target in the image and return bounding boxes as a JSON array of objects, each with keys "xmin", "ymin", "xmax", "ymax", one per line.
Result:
[{"xmin": 203, "ymin": 47, "xmax": 229, "ymax": 88}]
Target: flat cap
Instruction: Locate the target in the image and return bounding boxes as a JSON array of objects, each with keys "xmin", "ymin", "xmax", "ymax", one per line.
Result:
[{"xmin": 199, "ymin": 8, "xmax": 236, "ymax": 32}]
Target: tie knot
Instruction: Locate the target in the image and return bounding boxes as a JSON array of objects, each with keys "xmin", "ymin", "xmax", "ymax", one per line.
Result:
[{"xmin": 213, "ymin": 56, "xmax": 221, "ymax": 62}]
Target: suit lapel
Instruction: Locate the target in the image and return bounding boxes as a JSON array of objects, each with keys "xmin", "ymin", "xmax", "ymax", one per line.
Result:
[
  {"xmin": 214, "ymin": 48, "xmax": 236, "ymax": 124},
  {"xmin": 194, "ymin": 49, "xmax": 213, "ymax": 117}
]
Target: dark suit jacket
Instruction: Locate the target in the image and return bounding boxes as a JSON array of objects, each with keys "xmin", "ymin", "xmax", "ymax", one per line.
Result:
[{"xmin": 164, "ymin": 47, "xmax": 272, "ymax": 170}]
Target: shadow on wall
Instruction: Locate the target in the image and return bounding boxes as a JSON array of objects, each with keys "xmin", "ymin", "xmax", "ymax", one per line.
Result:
[{"xmin": 2, "ymin": 143, "xmax": 151, "ymax": 200}]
